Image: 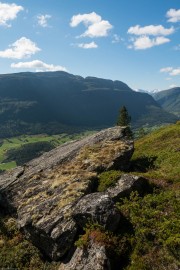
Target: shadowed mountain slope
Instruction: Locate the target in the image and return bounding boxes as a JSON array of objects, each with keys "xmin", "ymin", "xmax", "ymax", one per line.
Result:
[
  {"xmin": 153, "ymin": 87, "xmax": 180, "ymax": 118},
  {"xmin": 0, "ymin": 71, "xmax": 177, "ymax": 137}
]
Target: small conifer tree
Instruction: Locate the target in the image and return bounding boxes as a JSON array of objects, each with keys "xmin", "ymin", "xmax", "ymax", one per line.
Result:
[
  {"xmin": 117, "ymin": 106, "xmax": 131, "ymax": 126},
  {"xmin": 117, "ymin": 106, "xmax": 133, "ymax": 138}
]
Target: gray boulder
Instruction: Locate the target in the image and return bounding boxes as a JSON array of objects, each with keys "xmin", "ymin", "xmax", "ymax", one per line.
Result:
[
  {"xmin": 107, "ymin": 174, "xmax": 149, "ymax": 201},
  {"xmin": 0, "ymin": 126, "xmax": 133, "ymax": 260},
  {"xmin": 72, "ymin": 192, "xmax": 120, "ymax": 232},
  {"xmin": 59, "ymin": 241, "xmax": 111, "ymax": 270}
]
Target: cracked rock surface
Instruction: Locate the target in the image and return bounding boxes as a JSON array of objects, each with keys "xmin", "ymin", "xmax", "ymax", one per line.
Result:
[{"xmin": 0, "ymin": 126, "xmax": 134, "ymax": 260}]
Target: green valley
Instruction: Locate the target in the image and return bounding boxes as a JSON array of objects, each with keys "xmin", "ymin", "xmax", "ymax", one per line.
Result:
[
  {"xmin": 0, "ymin": 131, "xmax": 94, "ymax": 171},
  {"xmin": 0, "ymin": 72, "xmax": 177, "ymax": 138}
]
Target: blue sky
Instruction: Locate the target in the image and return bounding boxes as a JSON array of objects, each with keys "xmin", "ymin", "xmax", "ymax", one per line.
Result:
[{"xmin": 0, "ymin": 0, "xmax": 180, "ymax": 91}]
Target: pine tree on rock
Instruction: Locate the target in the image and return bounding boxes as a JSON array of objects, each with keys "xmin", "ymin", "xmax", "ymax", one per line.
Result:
[
  {"xmin": 117, "ymin": 106, "xmax": 131, "ymax": 126},
  {"xmin": 117, "ymin": 106, "xmax": 133, "ymax": 138}
]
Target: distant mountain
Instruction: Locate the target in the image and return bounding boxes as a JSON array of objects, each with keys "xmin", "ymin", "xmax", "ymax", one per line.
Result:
[
  {"xmin": 153, "ymin": 87, "xmax": 180, "ymax": 118},
  {"xmin": 135, "ymin": 89, "xmax": 160, "ymax": 94},
  {"xmin": 0, "ymin": 71, "xmax": 177, "ymax": 137}
]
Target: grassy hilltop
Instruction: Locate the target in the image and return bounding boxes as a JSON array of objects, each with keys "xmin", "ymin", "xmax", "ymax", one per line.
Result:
[{"xmin": 0, "ymin": 123, "xmax": 179, "ymax": 269}]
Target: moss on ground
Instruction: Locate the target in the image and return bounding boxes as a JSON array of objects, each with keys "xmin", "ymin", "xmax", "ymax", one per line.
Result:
[
  {"xmin": 0, "ymin": 215, "xmax": 60, "ymax": 270},
  {"xmin": 117, "ymin": 190, "xmax": 180, "ymax": 270},
  {"xmin": 0, "ymin": 123, "xmax": 179, "ymax": 269},
  {"xmin": 131, "ymin": 122, "xmax": 180, "ymax": 183},
  {"xmin": 77, "ymin": 123, "xmax": 180, "ymax": 270},
  {"xmin": 97, "ymin": 170, "xmax": 122, "ymax": 192}
]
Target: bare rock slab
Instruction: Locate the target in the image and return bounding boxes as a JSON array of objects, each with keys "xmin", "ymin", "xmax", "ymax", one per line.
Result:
[
  {"xmin": 0, "ymin": 126, "xmax": 133, "ymax": 260},
  {"xmin": 72, "ymin": 193, "xmax": 120, "ymax": 232},
  {"xmin": 59, "ymin": 241, "xmax": 111, "ymax": 270},
  {"xmin": 107, "ymin": 174, "xmax": 149, "ymax": 201}
]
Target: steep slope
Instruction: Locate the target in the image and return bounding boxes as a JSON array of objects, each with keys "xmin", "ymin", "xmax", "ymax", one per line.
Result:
[
  {"xmin": 0, "ymin": 72, "xmax": 177, "ymax": 137},
  {"xmin": 0, "ymin": 126, "xmax": 134, "ymax": 261},
  {"xmin": 153, "ymin": 87, "xmax": 180, "ymax": 117},
  {"xmin": 131, "ymin": 121, "xmax": 180, "ymax": 182},
  {"xmin": 0, "ymin": 124, "xmax": 179, "ymax": 270}
]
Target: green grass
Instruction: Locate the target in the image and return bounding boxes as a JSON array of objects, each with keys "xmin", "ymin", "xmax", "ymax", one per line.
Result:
[
  {"xmin": 79, "ymin": 123, "xmax": 180, "ymax": 270},
  {"xmin": 0, "ymin": 123, "xmax": 179, "ymax": 269},
  {"xmin": 0, "ymin": 131, "xmax": 95, "ymax": 171},
  {"xmin": 0, "ymin": 215, "xmax": 60, "ymax": 270},
  {"xmin": 0, "ymin": 161, "xmax": 16, "ymax": 171},
  {"xmin": 117, "ymin": 190, "xmax": 180, "ymax": 270},
  {"xmin": 97, "ymin": 170, "xmax": 123, "ymax": 192},
  {"xmin": 131, "ymin": 122, "xmax": 180, "ymax": 183}
]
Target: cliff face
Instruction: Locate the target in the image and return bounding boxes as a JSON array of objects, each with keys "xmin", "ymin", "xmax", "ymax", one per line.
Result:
[{"xmin": 0, "ymin": 127, "xmax": 139, "ymax": 266}]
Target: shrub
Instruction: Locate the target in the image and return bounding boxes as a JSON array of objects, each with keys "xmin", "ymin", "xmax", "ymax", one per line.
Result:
[
  {"xmin": 75, "ymin": 223, "xmax": 131, "ymax": 263},
  {"xmin": 97, "ymin": 170, "xmax": 122, "ymax": 192},
  {"xmin": 0, "ymin": 216, "xmax": 60, "ymax": 269},
  {"xmin": 117, "ymin": 190, "xmax": 180, "ymax": 270}
]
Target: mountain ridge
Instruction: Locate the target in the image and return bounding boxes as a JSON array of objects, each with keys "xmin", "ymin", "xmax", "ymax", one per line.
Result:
[
  {"xmin": 0, "ymin": 71, "xmax": 177, "ymax": 138},
  {"xmin": 153, "ymin": 87, "xmax": 180, "ymax": 117}
]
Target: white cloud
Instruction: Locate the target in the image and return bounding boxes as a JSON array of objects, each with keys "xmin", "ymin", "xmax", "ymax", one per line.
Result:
[
  {"xmin": 131, "ymin": 36, "xmax": 170, "ymax": 50},
  {"xmin": 0, "ymin": 37, "xmax": 41, "ymax": 59},
  {"xmin": 127, "ymin": 24, "xmax": 173, "ymax": 50},
  {"xmin": 128, "ymin": 25, "xmax": 174, "ymax": 36},
  {"xmin": 82, "ymin": 20, "xmax": 112, "ymax": 38},
  {"xmin": 160, "ymin": 67, "xmax": 180, "ymax": 76},
  {"xmin": 37, "ymin": 14, "xmax": 51, "ymax": 27},
  {"xmin": 0, "ymin": 2, "xmax": 23, "ymax": 27},
  {"xmin": 70, "ymin": 12, "xmax": 101, "ymax": 27},
  {"xmin": 11, "ymin": 60, "xmax": 67, "ymax": 72},
  {"xmin": 166, "ymin": 9, "xmax": 180, "ymax": 23},
  {"xmin": 169, "ymin": 84, "xmax": 177, "ymax": 88},
  {"xmin": 170, "ymin": 68, "xmax": 180, "ymax": 76},
  {"xmin": 160, "ymin": 67, "xmax": 173, "ymax": 73},
  {"xmin": 77, "ymin": 41, "xmax": 98, "ymax": 49},
  {"xmin": 70, "ymin": 12, "xmax": 113, "ymax": 38}
]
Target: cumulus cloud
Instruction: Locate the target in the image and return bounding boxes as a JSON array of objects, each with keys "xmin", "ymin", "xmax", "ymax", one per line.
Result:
[
  {"xmin": 0, "ymin": 37, "xmax": 40, "ymax": 59},
  {"xmin": 78, "ymin": 41, "xmax": 98, "ymax": 49},
  {"xmin": 70, "ymin": 12, "xmax": 113, "ymax": 38},
  {"xmin": 166, "ymin": 9, "xmax": 180, "ymax": 23},
  {"xmin": 37, "ymin": 14, "xmax": 51, "ymax": 27},
  {"xmin": 127, "ymin": 24, "xmax": 173, "ymax": 50},
  {"xmin": 128, "ymin": 25, "xmax": 174, "ymax": 36},
  {"xmin": 130, "ymin": 36, "xmax": 170, "ymax": 50},
  {"xmin": 0, "ymin": 2, "xmax": 24, "ymax": 27},
  {"xmin": 160, "ymin": 67, "xmax": 180, "ymax": 76},
  {"xmin": 70, "ymin": 12, "xmax": 101, "ymax": 27},
  {"xmin": 82, "ymin": 20, "xmax": 112, "ymax": 38},
  {"xmin": 11, "ymin": 60, "xmax": 67, "ymax": 72}
]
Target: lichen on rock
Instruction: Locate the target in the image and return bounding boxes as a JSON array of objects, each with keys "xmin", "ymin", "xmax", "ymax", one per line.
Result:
[{"xmin": 0, "ymin": 126, "xmax": 134, "ymax": 261}]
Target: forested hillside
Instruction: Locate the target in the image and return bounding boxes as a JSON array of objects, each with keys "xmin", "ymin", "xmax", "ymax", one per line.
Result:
[
  {"xmin": 0, "ymin": 72, "xmax": 177, "ymax": 138},
  {"xmin": 153, "ymin": 87, "xmax": 180, "ymax": 117}
]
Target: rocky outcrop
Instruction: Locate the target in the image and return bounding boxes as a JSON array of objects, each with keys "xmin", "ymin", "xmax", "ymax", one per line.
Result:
[
  {"xmin": 59, "ymin": 174, "xmax": 149, "ymax": 269},
  {"xmin": 0, "ymin": 126, "xmax": 134, "ymax": 260},
  {"xmin": 72, "ymin": 193, "xmax": 120, "ymax": 232},
  {"xmin": 107, "ymin": 174, "xmax": 149, "ymax": 201},
  {"xmin": 59, "ymin": 241, "xmax": 111, "ymax": 270}
]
